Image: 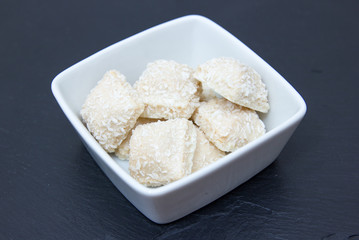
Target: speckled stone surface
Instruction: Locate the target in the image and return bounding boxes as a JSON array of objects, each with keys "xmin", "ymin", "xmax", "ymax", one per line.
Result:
[{"xmin": 1, "ymin": 0, "xmax": 359, "ymax": 239}]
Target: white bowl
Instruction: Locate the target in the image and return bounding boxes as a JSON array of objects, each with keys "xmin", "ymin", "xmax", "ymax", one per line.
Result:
[{"xmin": 51, "ymin": 15, "xmax": 306, "ymax": 224}]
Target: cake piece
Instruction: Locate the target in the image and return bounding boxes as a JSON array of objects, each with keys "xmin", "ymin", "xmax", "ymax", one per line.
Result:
[
  {"xmin": 192, "ymin": 127, "xmax": 226, "ymax": 172},
  {"xmin": 194, "ymin": 57, "xmax": 269, "ymax": 113},
  {"xmin": 134, "ymin": 60, "xmax": 200, "ymax": 119},
  {"xmin": 129, "ymin": 119, "xmax": 197, "ymax": 187},
  {"xmin": 115, "ymin": 118, "xmax": 158, "ymax": 160},
  {"xmin": 80, "ymin": 70, "xmax": 144, "ymax": 153},
  {"xmin": 199, "ymin": 81, "xmax": 218, "ymax": 102},
  {"xmin": 192, "ymin": 98, "xmax": 266, "ymax": 152}
]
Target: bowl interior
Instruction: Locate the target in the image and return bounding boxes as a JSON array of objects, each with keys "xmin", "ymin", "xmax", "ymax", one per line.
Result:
[{"xmin": 53, "ymin": 15, "xmax": 304, "ymax": 183}]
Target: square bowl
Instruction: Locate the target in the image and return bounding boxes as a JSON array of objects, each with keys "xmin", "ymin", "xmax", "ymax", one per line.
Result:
[{"xmin": 51, "ymin": 15, "xmax": 306, "ymax": 224}]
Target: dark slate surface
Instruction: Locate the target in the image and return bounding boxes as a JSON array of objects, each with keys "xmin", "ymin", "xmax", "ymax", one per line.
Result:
[{"xmin": 1, "ymin": 0, "xmax": 359, "ymax": 239}]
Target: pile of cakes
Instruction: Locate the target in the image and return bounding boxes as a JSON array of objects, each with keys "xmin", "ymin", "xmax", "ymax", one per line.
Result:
[{"xmin": 81, "ymin": 57, "xmax": 269, "ymax": 187}]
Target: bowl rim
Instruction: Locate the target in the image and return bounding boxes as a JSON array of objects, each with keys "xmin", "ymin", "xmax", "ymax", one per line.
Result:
[{"xmin": 51, "ymin": 14, "xmax": 307, "ymax": 198}]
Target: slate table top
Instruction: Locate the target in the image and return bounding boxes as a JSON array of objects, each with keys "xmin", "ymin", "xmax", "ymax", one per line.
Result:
[{"xmin": 1, "ymin": 1, "xmax": 359, "ymax": 239}]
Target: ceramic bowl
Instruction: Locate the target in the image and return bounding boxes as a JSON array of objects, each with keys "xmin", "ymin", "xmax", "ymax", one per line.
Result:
[{"xmin": 51, "ymin": 15, "xmax": 306, "ymax": 224}]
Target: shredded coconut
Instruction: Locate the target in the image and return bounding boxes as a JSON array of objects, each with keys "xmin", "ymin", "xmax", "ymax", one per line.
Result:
[
  {"xmin": 192, "ymin": 127, "xmax": 226, "ymax": 172},
  {"xmin": 115, "ymin": 118, "xmax": 160, "ymax": 160},
  {"xmin": 134, "ymin": 60, "xmax": 200, "ymax": 119},
  {"xmin": 194, "ymin": 57, "xmax": 270, "ymax": 113},
  {"xmin": 80, "ymin": 70, "xmax": 144, "ymax": 152},
  {"xmin": 129, "ymin": 119, "xmax": 197, "ymax": 187},
  {"xmin": 81, "ymin": 57, "xmax": 270, "ymax": 187},
  {"xmin": 192, "ymin": 98, "xmax": 266, "ymax": 152}
]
